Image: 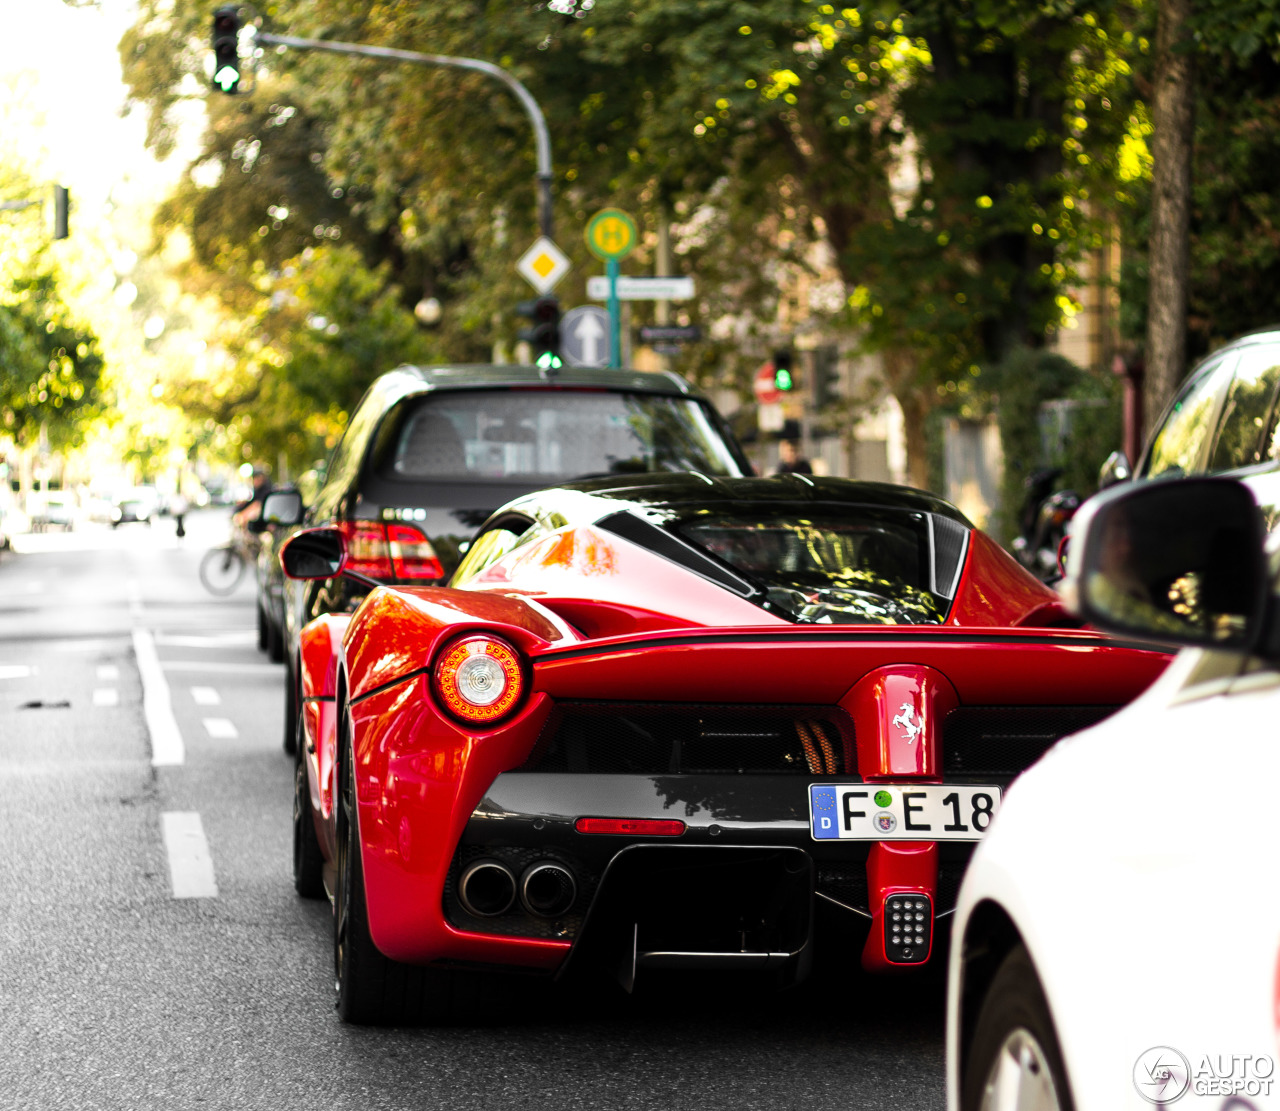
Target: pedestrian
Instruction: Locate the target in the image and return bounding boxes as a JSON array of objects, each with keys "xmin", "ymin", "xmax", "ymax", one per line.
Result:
[
  {"xmin": 232, "ymin": 467, "xmax": 272, "ymax": 530},
  {"xmin": 776, "ymin": 438, "xmax": 813, "ymax": 476},
  {"xmin": 171, "ymin": 492, "xmax": 189, "ymax": 541}
]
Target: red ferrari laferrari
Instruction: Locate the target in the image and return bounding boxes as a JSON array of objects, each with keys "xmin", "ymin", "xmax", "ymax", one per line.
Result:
[{"xmin": 281, "ymin": 473, "xmax": 1169, "ymax": 1023}]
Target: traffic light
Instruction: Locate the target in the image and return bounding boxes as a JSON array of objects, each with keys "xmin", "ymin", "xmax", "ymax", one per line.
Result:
[
  {"xmin": 811, "ymin": 344, "xmax": 841, "ymax": 410},
  {"xmin": 52, "ymin": 185, "xmax": 69, "ymax": 240},
  {"xmin": 773, "ymin": 350, "xmax": 795, "ymax": 392},
  {"xmin": 516, "ymin": 297, "xmax": 562, "ymax": 369},
  {"xmin": 211, "ymin": 6, "xmax": 242, "ymax": 94}
]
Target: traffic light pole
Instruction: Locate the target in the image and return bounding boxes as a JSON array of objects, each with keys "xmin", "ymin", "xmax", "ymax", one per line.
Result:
[{"xmin": 252, "ymin": 31, "xmax": 554, "ymax": 240}]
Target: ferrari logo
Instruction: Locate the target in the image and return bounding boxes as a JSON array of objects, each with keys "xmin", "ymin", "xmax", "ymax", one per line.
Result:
[{"xmin": 891, "ymin": 702, "xmax": 923, "ymax": 744}]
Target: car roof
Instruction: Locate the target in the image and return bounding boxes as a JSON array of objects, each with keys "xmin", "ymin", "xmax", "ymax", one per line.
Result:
[
  {"xmin": 499, "ymin": 472, "xmax": 973, "ymax": 528},
  {"xmin": 375, "ymin": 363, "xmax": 703, "ymax": 399}
]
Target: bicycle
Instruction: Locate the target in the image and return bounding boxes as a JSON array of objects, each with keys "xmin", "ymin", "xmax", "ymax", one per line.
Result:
[{"xmin": 199, "ymin": 531, "xmax": 256, "ymax": 596}]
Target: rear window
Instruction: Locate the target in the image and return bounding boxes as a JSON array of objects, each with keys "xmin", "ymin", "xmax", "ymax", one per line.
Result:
[
  {"xmin": 373, "ymin": 390, "xmax": 743, "ymax": 482},
  {"xmin": 673, "ymin": 510, "xmax": 966, "ymax": 625}
]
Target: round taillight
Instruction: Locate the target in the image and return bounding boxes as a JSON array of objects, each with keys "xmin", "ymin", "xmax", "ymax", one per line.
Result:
[{"xmin": 432, "ymin": 635, "xmax": 524, "ymax": 724}]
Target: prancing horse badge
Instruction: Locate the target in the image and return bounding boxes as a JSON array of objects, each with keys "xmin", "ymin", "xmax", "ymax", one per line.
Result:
[{"xmin": 891, "ymin": 702, "xmax": 923, "ymax": 744}]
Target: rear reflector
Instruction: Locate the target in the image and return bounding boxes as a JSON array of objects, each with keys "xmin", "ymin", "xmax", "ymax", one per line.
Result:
[{"xmin": 574, "ymin": 818, "xmax": 685, "ymax": 837}]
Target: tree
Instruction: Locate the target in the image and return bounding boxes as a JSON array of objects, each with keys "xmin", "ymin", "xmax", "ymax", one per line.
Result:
[
  {"xmin": 118, "ymin": 0, "xmax": 1152, "ymax": 486},
  {"xmin": 1144, "ymin": 0, "xmax": 1194, "ymax": 423}
]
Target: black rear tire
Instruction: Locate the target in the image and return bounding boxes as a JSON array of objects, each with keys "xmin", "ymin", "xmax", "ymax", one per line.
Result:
[
  {"xmin": 962, "ymin": 943, "xmax": 1074, "ymax": 1111},
  {"xmin": 333, "ymin": 719, "xmax": 459, "ymax": 1025},
  {"xmin": 266, "ymin": 613, "xmax": 285, "ymax": 663},
  {"xmin": 256, "ymin": 603, "xmax": 269, "ymax": 651},
  {"xmin": 283, "ymin": 658, "xmax": 298, "ymax": 756},
  {"xmin": 293, "ymin": 735, "xmax": 326, "ymax": 900}
]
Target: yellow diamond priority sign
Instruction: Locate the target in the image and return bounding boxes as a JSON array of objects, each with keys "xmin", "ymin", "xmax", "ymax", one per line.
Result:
[{"xmin": 516, "ymin": 236, "xmax": 571, "ymax": 294}]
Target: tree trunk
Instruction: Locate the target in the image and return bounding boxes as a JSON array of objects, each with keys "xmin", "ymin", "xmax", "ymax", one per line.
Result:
[
  {"xmin": 882, "ymin": 347, "xmax": 933, "ymax": 490},
  {"xmin": 1145, "ymin": 0, "xmax": 1195, "ymax": 429}
]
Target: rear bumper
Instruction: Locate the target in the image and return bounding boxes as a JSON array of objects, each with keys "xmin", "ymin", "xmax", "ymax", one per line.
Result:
[{"xmin": 441, "ymin": 772, "xmax": 976, "ymax": 983}]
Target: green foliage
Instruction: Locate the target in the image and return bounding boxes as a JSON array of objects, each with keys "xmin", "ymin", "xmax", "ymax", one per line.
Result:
[
  {"xmin": 0, "ymin": 272, "xmax": 104, "ymax": 449},
  {"xmin": 167, "ymin": 243, "xmax": 433, "ymax": 472},
  {"xmin": 986, "ymin": 345, "xmax": 1120, "ymax": 540}
]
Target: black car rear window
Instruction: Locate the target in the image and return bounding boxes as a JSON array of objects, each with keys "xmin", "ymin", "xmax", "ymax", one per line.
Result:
[
  {"xmin": 671, "ymin": 509, "xmax": 965, "ymax": 625},
  {"xmin": 372, "ymin": 390, "xmax": 744, "ymax": 482}
]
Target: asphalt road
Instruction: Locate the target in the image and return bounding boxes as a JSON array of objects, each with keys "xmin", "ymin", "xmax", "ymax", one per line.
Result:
[{"xmin": 0, "ymin": 509, "xmax": 945, "ymax": 1111}]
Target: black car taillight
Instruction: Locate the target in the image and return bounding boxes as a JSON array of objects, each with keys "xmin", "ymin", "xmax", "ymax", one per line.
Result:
[
  {"xmin": 337, "ymin": 521, "xmax": 444, "ymax": 581},
  {"xmin": 339, "ymin": 521, "xmax": 394, "ymax": 579},
  {"xmin": 387, "ymin": 523, "xmax": 444, "ymax": 580}
]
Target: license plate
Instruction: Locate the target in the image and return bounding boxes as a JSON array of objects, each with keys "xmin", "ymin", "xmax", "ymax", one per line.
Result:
[{"xmin": 809, "ymin": 783, "xmax": 1002, "ymax": 841}]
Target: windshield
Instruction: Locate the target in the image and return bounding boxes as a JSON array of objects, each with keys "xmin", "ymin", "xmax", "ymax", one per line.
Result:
[
  {"xmin": 374, "ymin": 390, "xmax": 744, "ymax": 483},
  {"xmin": 675, "ymin": 510, "xmax": 952, "ymax": 625}
]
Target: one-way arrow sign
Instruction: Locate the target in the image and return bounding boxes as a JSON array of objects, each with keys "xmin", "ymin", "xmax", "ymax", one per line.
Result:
[{"xmin": 560, "ymin": 305, "xmax": 613, "ymax": 368}]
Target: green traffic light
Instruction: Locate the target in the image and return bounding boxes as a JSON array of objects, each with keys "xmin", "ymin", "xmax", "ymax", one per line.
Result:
[
  {"xmin": 774, "ymin": 367, "xmax": 793, "ymax": 391},
  {"xmin": 536, "ymin": 351, "xmax": 563, "ymax": 370},
  {"xmin": 214, "ymin": 65, "xmax": 240, "ymax": 92}
]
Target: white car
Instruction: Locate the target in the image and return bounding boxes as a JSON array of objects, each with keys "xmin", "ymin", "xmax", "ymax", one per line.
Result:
[{"xmin": 948, "ymin": 476, "xmax": 1280, "ymax": 1111}]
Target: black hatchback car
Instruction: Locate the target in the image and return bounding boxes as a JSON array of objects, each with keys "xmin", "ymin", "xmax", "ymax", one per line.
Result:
[{"xmin": 267, "ymin": 362, "xmax": 752, "ymax": 753}]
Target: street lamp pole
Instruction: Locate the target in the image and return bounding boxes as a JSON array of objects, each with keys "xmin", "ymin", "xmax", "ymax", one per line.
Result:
[{"xmin": 254, "ymin": 31, "xmax": 554, "ymax": 240}]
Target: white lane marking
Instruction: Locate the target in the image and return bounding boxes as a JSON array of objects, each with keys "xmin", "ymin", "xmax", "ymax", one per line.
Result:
[
  {"xmin": 97, "ymin": 665, "xmax": 120, "ymax": 681},
  {"xmin": 0, "ymin": 581, "xmax": 43, "ymax": 597},
  {"xmin": 92, "ymin": 688, "xmax": 119, "ymax": 707},
  {"xmin": 202, "ymin": 717, "xmax": 238, "ymax": 739},
  {"xmin": 0, "ymin": 665, "xmax": 35, "ymax": 680},
  {"xmin": 161, "ymin": 812, "xmax": 218, "ymax": 898},
  {"xmin": 127, "ymin": 578, "xmax": 144, "ymax": 619},
  {"xmin": 131, "ymin": 629, "xmax": 185, "ymax": 766},
  {"xmin": 161, "ymin": 661, "xmax": 282, "ymax": 675},
  {"xmin": 190, "ymin": 686, "xmax": 220, "ymax": 706},
  {"xmin": 155, "ymin": 631, "xmax": 257, "ymax": 648}
]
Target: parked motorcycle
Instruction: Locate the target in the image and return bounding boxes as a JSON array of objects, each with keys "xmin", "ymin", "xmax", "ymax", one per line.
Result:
[{"xmin": 1011, "ymin": 468, "xmax": 1080, "ymax": 582}]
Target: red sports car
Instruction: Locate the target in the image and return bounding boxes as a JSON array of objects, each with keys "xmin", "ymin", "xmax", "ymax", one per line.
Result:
[{"xmin": 281, "ymin": 473, "xmax": 1169, "ymax": 1024}]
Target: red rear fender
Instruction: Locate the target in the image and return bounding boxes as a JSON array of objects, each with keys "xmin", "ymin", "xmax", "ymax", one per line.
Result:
[
  {"xmin": 342, "ymin": 586, "xmax": 578, "ymax": 704},
  {"xmin": 298, "ymin": 614, "xmax": 350, "ymax": 700}
]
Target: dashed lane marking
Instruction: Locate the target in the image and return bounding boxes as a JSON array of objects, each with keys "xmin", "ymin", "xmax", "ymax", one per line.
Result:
[
  {"xmin": 202, "ymin": 717, "xmax": 238, "ymax": 739},
  {"xmin": 132, "ymin": 629, "xmax": 184, "ymax": 766},
  {"xmin": 92, "ymin": 688, "xmax": 119, "ymax": 707},
  {"xmin": 190, "ymin": 686, "xmax": 220, "ymax": 706},
  {"xmin": 96, "ymin": 665, "xmax": 120, "ymax": 681},
  {"xmin": 161, "ymin": 812, "xmax": 218, "ymax": 898},
  {"xmin": 0, "ymin": 666, "xmax": 35, "ymax": 680}
]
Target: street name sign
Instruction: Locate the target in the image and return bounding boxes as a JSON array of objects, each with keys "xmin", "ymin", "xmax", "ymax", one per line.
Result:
[
  {"xmin": 516, "ymin": 236, "xmax": 571, "ymax": 294},
  {"xmin": 587, "ymin": 275, "xmax": 695, "ymax": 301},
  {"xmin": 560, "ymin": 306, "xmax": 612, "ymax": 368},
  {"xmin": 638, "ymin": 324, "xmax": 702, "ymax": 344}
]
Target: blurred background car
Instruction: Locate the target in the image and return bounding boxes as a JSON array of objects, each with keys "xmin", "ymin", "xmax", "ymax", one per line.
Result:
[
  {"xmin": 110, "ymin": 485, "xmax": 160, "ymax": 527},
  {"xmin": 28, "ymin": 491, "xmax": 76, "ymax": 532},
  {"xmin": 948, "ymin": 476, "xmax": 1278, "ymax": 1111},
  {"xmin": 266, "ymin": 362, "xmax": 753, "ymax": 751}
]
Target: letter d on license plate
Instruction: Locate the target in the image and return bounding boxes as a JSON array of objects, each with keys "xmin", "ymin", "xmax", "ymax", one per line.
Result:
[{"xmin": 809, "ymin": 783, "xmax": 1002, "ymax": 841}]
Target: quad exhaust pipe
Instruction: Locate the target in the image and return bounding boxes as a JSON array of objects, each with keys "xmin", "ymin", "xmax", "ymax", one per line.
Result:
[
  {"xmin": 458, "ymin": 859, "xmax": 517, "ymax": 917},
  {"xmin": 520, "ymin": 862, "xmax": 577, "ymax": 918},
  {"xmin": 458, "ymin": 858, "xmax": 578, "ymax": 919}
]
